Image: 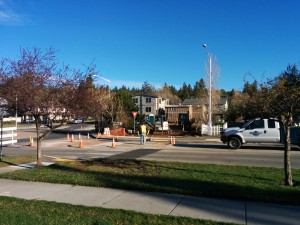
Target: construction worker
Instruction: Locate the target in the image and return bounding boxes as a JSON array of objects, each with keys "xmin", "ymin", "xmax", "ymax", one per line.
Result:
[{"xmin": 140, "ymin": 122, "xmax": 147, "ymax": 145}]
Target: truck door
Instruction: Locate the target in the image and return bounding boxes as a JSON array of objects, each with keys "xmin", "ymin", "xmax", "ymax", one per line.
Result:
[
  {"xmin": 264, "ymin": 119, "xmax": 281, "ymax": 143},
  {"xmin": 242, "ymin": 119, "xmax": 268, "ymax": 143}
]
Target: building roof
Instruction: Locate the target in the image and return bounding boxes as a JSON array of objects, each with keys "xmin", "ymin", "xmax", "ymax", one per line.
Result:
[
  {"xmin": 218, "ymin": 98, "xmax": 228, "ymax": 105},
  {"xmin": 181, "ymin": 97, "xmax": 228, "ymax": 106},
  {"xmin": 181, "ymin": 98, "xmax": 206, "ymax": 106},
  {"xmin": 133, "ymin": 94, "xmax": 158, "ymax": 98},
  {"xmin": 165, "ymin": 105, "xmax": 190, "ymax": 108},
  {"xmin": 133, "ymin": 94, "xmax": 169, "ymax": 101}
]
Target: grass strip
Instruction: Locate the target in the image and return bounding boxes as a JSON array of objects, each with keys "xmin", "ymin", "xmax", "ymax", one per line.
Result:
[
  {"xmin": 1, "ymin": 157, "xmax": 299, "ymax": 205},
  {"xmin": 0, "ymin": 155, "xmax": 36, "ymax": 167},
  {"xmin": 0, "ymin": 196, "xmax": 233, "ymax": 225}
]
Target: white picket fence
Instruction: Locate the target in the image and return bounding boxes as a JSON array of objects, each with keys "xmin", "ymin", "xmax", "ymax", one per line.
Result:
[
  {"xmin": 0, "ymin": 127, "xmax": 17, "ymax": 146},
  {"xmin": 201, "ymin": 125, "xmax": 222, "ymax": 136}
]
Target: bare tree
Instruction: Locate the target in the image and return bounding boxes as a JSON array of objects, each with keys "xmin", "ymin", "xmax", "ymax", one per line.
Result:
[
  {"xmin": 157, "ymin": 84, "xmax": 180, "ymax": 105},
  {"xmin": 240, "ymin": 65, "xmax": 300, "ymax": 186},
  {"xmin": 0, "ymin": 47, "xmax": 94, "ymax": 166},
  {"xmin": 86, "ymin": 85, "xmax": 112, "ymax": 130},
  {"xmin": 264, "ymin": 65, "xmax": 300, "ymax": 186}
]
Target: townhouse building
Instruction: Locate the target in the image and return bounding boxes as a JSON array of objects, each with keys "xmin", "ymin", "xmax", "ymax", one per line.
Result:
[{"xmin": 132, "ymin": 94, "xmax": 169, "ymax": 116}]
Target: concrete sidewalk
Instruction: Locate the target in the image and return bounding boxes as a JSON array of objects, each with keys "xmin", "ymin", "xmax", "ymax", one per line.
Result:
[{"xmin": 0, "ymin": 178, "xmax": 299, "ymax": 225}]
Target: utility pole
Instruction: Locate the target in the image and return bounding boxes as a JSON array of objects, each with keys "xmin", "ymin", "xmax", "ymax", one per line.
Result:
[
  {"xmin": 0, "ymin": 114, "xmax": 3, "ymax": 161},
  {"xmin": 203, "ymin": 43, "xmax": 212, "ymax": 135},
  {"xmin": 15, "ymin": 95, "xmax": 18, "ymax": 129}
]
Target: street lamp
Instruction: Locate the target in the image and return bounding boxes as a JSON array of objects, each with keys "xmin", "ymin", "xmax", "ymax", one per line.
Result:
[
  {"xmin": 15, "ymin": 95, "xmax": 18, "ymax": 129},
  {"xmin": 92, "ymin": 74, "xmax": 111, "ymax": 84},
  {"xmin": 92, "ymin": 74, "xmax": 111, "ymax": 98},
  {"xmin": 0, "ymin": 113, "xmax": 3, "ymax": 161},
  {"xmin": 203, "ymin": 43, "xmax": 212, "ymax": 135}
]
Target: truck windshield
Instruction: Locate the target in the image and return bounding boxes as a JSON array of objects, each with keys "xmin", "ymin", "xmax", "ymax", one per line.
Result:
[{"xmin": 241, "ymin": 120, "xmax": 254, "ymax": 129}]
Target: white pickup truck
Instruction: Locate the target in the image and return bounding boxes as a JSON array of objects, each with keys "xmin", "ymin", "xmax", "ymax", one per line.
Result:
[{"xmin": 220, "ymin": 118, "xmax": 300, "ymax": 149}]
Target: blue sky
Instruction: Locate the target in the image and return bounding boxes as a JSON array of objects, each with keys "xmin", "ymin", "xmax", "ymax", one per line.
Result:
[{"xmin": 1, "ymin": 0, "xmax": 299, "ymax": 91}]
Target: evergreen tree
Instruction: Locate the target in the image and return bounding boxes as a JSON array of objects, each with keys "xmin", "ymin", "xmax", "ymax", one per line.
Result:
[
  {"xmin": 141, "ymin": 81, "xmax": 155, "ymax": 95},
  {"xmin": 178, "ymin": 82, "xmax": 193, "ymax": 101},
  {"xmin": 193, "ymin": 78, "xmax": 206, "ymax": 98}
]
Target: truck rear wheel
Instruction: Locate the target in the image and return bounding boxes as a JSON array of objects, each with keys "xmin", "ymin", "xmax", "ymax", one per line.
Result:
[{"xmin": 228, "ymin": 137, "xmax": 241, "ymax": 149}]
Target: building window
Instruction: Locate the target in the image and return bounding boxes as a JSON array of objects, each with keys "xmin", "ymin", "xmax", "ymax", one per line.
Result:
[
  {"xmin": 134, "ymin": 98, "xmax": 138, "ymax": 103},
  {"xmin": 146, "ymin": 97, "xmax": 151, "ymax": 103},
  {"xmin": 159, "ymin": 99, "xmax": 162, "ymax": 104},
  {"xmin": 146, "ymin": 107, "xmax": 151, "ymax": 112}
]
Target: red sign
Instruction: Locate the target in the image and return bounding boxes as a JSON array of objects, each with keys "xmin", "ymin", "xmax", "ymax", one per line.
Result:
[{"xmin": 132, "ymin": 111, "xmax": 137, "ymax": 119}]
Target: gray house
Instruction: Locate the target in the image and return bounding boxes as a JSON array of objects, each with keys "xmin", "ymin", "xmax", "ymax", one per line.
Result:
[{"xmin": 133, "ymin": 94, "xmax": 169, "ymax": 116}]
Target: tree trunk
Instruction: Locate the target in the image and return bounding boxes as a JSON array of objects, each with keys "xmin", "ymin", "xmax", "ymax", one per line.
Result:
[
  {"xmin": 36, "ymin": 124, "xmax": 43, "ymax": 167},
  {"xmin": 284, "ymin": 126, "xmax": 293, "ymax": 186}
]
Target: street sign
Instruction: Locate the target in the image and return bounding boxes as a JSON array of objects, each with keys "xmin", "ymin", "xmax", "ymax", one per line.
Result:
[
  {"xmin": 132, "ymin": 111, "xmax": 137, "ymax": 119},
  {"xmin": 132, "ymin": 111, "xmax": 138, "ymax": 134}
]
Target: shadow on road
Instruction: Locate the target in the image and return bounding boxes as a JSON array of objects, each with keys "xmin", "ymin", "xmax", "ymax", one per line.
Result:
[
  {"xmin": 240, "ymin": 145, "xmax": 300, "ymax": 151},
  {"xmin": 108, "ymin": 148, "xmax": 162, "ymax": 160},
  {"xmin": 174, "ymin": 143, "xmax": 228, "ymax": 149},
  {"xmin": 174, "ymin": 143, "xmax": 300, "ymax": 151}
]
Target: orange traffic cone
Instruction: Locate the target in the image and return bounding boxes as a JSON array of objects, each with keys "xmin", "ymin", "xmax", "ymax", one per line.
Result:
[
  {"xmin": 66, "ymin": 133, "xmax": 70, "ymax": 141},
  {"xmin": 87, "ymin": 133, "xmax": 90, "ymax": 140},
  {"xmin": 78, "ymin": 133, "xmax": 81, "ymax": 140},
  {"xmin": 172, "ymin": 136, "xmax": 176, "ymax": 145},
  {"xmin": 70, "ymin": 134, "xmax": 74, "ymax": 142},
  {"xmin": 96, "ymin": 132, "xmax": 101, "ymax": 139},
  {"xmin": 79, "ymin": 139, "xmax": 83, "ymax": 148},
  {"xmin": 111, "ymin": 138, "xmax": 116, "ymax": 148},
  {"xmin": 169, "ymin": 136, "xmax": 173, "ymax": 144}
]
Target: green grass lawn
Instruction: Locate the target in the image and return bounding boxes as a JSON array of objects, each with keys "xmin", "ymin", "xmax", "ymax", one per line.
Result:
[
  {"xmin": 1, "ymin": 156, "xmax": 300, "ymax": 205},
  {"xmin": 0, "ymin": 155, "xmax": 36, "ymax": 167},
  {"xmin": 0, "ymin": 196, "xmax": 232, "ymax": 225}
]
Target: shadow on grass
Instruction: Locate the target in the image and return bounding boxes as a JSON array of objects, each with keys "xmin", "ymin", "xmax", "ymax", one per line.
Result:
[
  {"xmin": 0, "ymin": 160, "xmax": 37, "ymax": 169},
  {"xmin": 37, "ymin": 159, "xmax": 300, "ymax": 206},
  {"xmin": 1, "ymin": 155, "xmax": 299, "ymax": 206},
  {"xmin": 0, "ymin": 160, "xmax": 18, "ymax": 167},
  {"xmin": 107, "ymin": 148, "xmax": 162, "ymax": 159},
  {"xmin": 83, "ymin": 158, "xmax": 275, "ymax": 183}
]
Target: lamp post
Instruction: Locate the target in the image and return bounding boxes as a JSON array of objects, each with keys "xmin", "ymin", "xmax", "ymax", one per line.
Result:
[
  {"xmin": 0, "ymin": 100, "xmax": 5, "ymax": 160},
  {"xmin": 203, "ymin": 43, "xmax": 212, "ymax": 135},
  {"xmin": 15, "ymin": 95, "xmax": 18, "ymax": 129},
  {"xmin": 92, "ymin": 74, "xmax": 112, "ymax": 129},
  {"xmin": 92, "ymin": 74, "xmax": 111, "ymax": 97},
  {"xmin": 92, "ymin": 74, "xmax": 111, "ymax": 84},
  {"xmin": 0, "ymin": 114, "xmax": 2, "ymax": 161}
]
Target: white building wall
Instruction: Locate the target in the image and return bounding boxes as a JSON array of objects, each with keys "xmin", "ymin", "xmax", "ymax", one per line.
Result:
[{"xmin": 133, "ymin": 95, "xmax": 169, "ymax": 116}]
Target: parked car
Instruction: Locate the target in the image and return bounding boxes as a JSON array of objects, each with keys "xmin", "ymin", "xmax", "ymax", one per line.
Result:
[
  {"xmin": 23, "ymin": 119, "xmax": 35, "ymax": 123},
  {"xmin": 71, "ymin": 118, "xmax": 84, "ymax": 124}
]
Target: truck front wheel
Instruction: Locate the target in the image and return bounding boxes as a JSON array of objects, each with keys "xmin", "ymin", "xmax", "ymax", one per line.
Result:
[{"xmin": 228, "ymin": 137, "xmax": 241, "ymax": 149}]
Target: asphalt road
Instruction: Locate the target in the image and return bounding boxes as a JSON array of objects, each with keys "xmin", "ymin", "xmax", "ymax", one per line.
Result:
[{"xmin": 2, "ymin": 127, "xmax": 300, "ymax": 168}]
